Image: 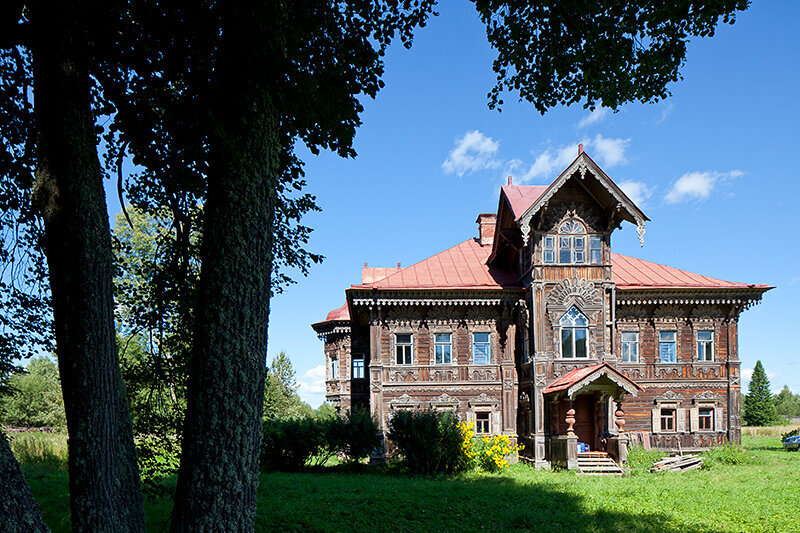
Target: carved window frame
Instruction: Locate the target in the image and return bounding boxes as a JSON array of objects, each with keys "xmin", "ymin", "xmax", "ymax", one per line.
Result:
[
  {"xmin": 689, "ymin": 318, "xmax": 717, "ymax": 362},
  {"xmin": 393, "ymin": 331, "xmax": 414, "ymax": 366},
  {"xmin": 471, "ymin": 331, "xmax": 492, "ymax": 365},
  {"xmin": 467, "ymin": 394, "xmax": 500, "ymax": 436},
  {"xmin": 690, "ymin": 395, "xmax": 723, "ymax": 433},
  {"xmin": 618, "ymin": 325, "xmax": 641, "ymax": 364},
  {"xmin": 558, "ymin": 306, "xmax": 590, "ymax": 359},
  {"xmin": 655, "ymin": 321, "xmax": 679, "ymax": 364},
  {"xmin": 432, "ymin": 331, "xmax": 454, "ymax": 366},
  {"xmin": 652, "ymin": 393, "xmax": 687, "ymax": 434}
]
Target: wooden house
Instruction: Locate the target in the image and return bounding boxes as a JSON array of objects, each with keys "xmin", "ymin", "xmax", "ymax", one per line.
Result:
[{"xmin": 312, "ymin": 150, "xmax": 771, "ymax": 469}]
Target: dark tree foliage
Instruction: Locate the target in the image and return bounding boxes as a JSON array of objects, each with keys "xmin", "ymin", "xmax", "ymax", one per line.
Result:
[
  {"xmin": 473, "ymin": 0, "xmax": 750, "ymax": 111},
  {"xmin": 743, "ymin": 360, "xmax": 777, "ymax": 426},
  {"xmin": 0, "ymin": 0, "xmax": 753, "ymax": 530},
  {"xmin": 0, "ymin": 46, "xmax": 52, "ymax": 395},
  {"xmin": 113, "ymin": 207, "xmax": 197, "ymax": 491}
]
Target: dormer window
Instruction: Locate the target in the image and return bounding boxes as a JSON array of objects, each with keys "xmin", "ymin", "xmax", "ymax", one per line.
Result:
[
  {"xmin": 542, "ymin": 220, "xmax": 604, "ymax": 265},
  {"xmin": 559, "ymin": 306, "xmax": 589, "ymax": 358}
]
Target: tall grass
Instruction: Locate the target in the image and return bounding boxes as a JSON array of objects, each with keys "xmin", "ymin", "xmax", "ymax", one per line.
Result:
[
  {"xmin": 741, "ymin": 425, "xmax": 798, "ymax": 437},
  {"xmin": 9, "ymin": 431, "xmax": 68, "ymax": 470}
]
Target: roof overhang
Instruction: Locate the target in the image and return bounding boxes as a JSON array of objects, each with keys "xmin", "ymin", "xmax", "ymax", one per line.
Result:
[
  {"xmin": 616, "ymin": 287, "xmax": 772, "ymax": 311},
  {"xmin": 517, "ymin": 152, "xmax": 650, "ymax": 246},
  {"xmin": 543, "ymin": 363, "xmax": 642, "ymax": 401}
]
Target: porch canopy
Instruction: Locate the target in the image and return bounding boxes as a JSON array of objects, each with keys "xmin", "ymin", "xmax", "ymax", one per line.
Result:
[{"xmin": 542, "ymin": 363, "xmax": 642, "ymax": 401}]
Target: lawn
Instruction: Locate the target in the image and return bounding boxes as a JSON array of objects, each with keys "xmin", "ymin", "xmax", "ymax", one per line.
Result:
[{"xmin": 15, "ymin": 434, "xmax": 800, "ymax": 533}]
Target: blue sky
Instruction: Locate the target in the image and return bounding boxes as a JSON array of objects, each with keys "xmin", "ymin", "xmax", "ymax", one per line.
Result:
[{"xmin": 102, "ymin": 1, "xmax": 799, "ymax": 406}]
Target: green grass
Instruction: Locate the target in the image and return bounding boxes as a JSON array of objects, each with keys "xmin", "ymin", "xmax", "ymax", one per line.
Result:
[{"xmin": 17, "ymin": 436, "xmax": 800, "ymax": 533}]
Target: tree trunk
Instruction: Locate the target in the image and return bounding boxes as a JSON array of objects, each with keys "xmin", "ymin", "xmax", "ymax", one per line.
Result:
[
  {"xmin": 0, "ymin": 431, "xmax": 49, "ymax": 532},
  {"xmin": 31, "ymin": 1, "xmax": 145, "ymax": 531},
  {"xmin": 170, "ymin": 3, "xmax": 279, "ymax": 532}
]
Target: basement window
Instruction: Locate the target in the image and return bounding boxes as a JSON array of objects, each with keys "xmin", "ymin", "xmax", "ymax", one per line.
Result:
[
  {"xmin": 660, "ymin": 408, "xmax": 676, "ymax": 432},
  {"xmin": 475, "ymin": 412, "xmax": 490, "ymax": 434}
]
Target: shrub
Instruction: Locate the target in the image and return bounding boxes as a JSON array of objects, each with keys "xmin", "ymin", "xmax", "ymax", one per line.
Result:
[
  {"xmin": 387, "ymin": 409, "xmax": 472, "ymax": 474},
  {"xmin": 703, "ymin": 443, "xmax": 752, "ymax": 468},
  {"xmin": 260, "ymin": 409, "xmax": 380, "ymax": 471},
  {"xmin": 261, "ymin": 417, "xmax": 322, "ymax": 471},
  {"xmin": 474, "ymin": 434, "xmax": 522, "ymax": 473},
  {"xmin": 781, "ymin": 427, "xmax": 799, "ymax": 441},
  {"xmin": 332, "ymin": 408, "xmax": 381, "ymax": 464}
]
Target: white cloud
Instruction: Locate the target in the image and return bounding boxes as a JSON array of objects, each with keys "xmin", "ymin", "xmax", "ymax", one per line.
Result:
[
  {"xmin": 442, "ymin": 130, "xmax": 500, "ymax": 177},
  {"xmin": 654, "ymin": 102, "xmax": 675, "ymax": 124},
  {"xmin": 578, "ymin": 107, "xmax": 609, "ymax": 128},
  {"xmin": 664, "ymin": 170, "xmax": 744, "ymax": 204},
  {"xmin": 510, "ymin": 134, "xmax": 630, "ymax": 185},
  {"xmin": 617, "ymin": 180, "xmax": 654, "ymax": 206},
  {"xmin": 297, "ymin": 364, "xmax": 326, "ymax": 407},
  {"xmin": 590, "ymin": 134, "xmax": 630, "ymax": 167}
]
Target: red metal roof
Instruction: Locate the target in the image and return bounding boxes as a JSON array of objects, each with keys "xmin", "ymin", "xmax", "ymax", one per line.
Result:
[
  {"xmin": 352, "ymin": 238, "xmax": 521, "ymax": 290},
  {"xmin": 313, "ymin": 302, "xmax": 350, "ymax": 327},
  {"xmin": 502, "ymin": 185, "xmax": 548, "ymax": 221},
  {"xmin": 611, "ymin": 253, "xmax": 770, "ymax": 290},
  {"xmin": 362, "ymin": 266, "xmax": 401, "ymax": 284},
  {"xmin": 542, "ymin": 363, "xmax": 642, "ymax": 394}
]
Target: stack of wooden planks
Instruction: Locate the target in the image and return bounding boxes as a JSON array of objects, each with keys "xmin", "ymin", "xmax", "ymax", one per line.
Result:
[{"xmin": 649, "ymin": 454, "xmax": 703, "ymax": 473}]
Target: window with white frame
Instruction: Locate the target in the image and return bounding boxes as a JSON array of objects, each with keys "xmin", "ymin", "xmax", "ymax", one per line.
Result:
[
  {"xmin": 542, "ymin": 235, "xmax": 556, "ymax": 264},
  {"xmin": 621, "ymin": 331, "xmax": 639, "ymax": 363},
  {"xmin": 558, "ymin": 220, "xmax": 586, "ymax": 264},
  {"xmin": 659, "ymin": 330, "xmax": 677, "ymax": 363},
  {"xmin": 543, "ymin": 220, "xmax": 603, "ymax": 265},
  {"xmin": 560, "ymin": 306, "xmax": 589, "ymax": 358},
  {"xmin": 697, "ymin": 330, "xmax": 714, "ymax": 361},
  {"xmin": 660, "ymin": 408, "xmax": 676, "ymax": 432},
  {"xmin": 395, "ymin": 333, "xmax": 412, "ymax": 365},
  {"xmin": 434, "ymin": 333, "xmax": 452, "ymax": 364},
  {"xmin": 352, "ymin": 355, "xmax": 365, "ymax": 379},
  {"xmin": 475, "ymin": 412, "xmax": 490, "ymax": 434},
  {"xmin": 330, "ymin": 354, "xmax": 338, "ymax": 379},
  {"xmin": 589, "ymin": 235, "xmax": 602, "ymax": 264},
  {"xmin": 472, "ymin": 332, "xmax": 491, "ymax": 364}
]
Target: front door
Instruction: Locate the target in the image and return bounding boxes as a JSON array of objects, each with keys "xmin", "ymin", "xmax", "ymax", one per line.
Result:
[{"xmin": 556, "ymin": 396, "xmax": 595, "ymax": 450}]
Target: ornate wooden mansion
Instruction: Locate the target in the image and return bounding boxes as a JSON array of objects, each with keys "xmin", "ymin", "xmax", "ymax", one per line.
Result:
[{"xmin": 312, "ymin": 150, "xmax": 770, "ymax": 469}]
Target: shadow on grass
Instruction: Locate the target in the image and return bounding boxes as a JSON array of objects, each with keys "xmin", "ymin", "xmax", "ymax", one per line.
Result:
[{"xmin": 255, "ymin": 470, "xmax": 725, "ymax": 533}]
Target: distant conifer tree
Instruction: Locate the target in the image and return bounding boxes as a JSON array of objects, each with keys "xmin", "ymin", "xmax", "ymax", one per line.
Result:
[{"xmin": 743, "ymin": 361, "xmax": 777, "ymax": 426}]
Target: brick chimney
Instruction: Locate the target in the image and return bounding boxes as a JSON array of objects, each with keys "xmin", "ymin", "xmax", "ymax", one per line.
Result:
[{"xmin": 476, "ymin": 213, "xmax": 496, "ymax": 246}]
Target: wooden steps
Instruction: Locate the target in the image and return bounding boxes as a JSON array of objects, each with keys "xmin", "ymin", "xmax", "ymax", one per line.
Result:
[{"xmin": 576, "ymin": 451, "xmax": 624, "ymax": 476}]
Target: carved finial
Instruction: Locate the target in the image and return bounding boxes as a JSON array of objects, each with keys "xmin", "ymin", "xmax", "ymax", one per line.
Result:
[
  {"xmin": 520, "ymin": 214, "xmax": 532, "ymax": 246},
  {"xmin": 636, "ymin": 219, "xmax": 646, "ymax": 246},
  {"xmin": 508, "ymin": 176, "xmax": 513, "ymax": 185},
  {"xmin": 578, "ymin": 143, "xmax": 583, "ymax": 155}
]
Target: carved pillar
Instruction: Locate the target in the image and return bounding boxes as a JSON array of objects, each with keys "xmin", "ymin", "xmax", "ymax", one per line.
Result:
[
  {"xmin": 501, "ymin": 322, "xmax": 517, "ymax": 434},
  {"xmin": 368, "ymin": 316, "xmax": 383, "ymax": 430},
  {"xmin": 566, "ymin": 400, "xmax": 576, "ymax": 436},
  {"xmin": 615, "ymin": 401, "xmax": 625, "ymax": 434}
]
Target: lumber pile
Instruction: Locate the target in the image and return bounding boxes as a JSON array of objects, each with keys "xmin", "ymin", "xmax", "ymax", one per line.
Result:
[{"xmin": 649, "ymin": 454, "xmax": 703, "ymax": 473}]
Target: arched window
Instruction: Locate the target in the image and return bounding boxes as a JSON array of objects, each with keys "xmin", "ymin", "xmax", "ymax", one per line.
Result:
[
  {"xmin": 559, "ymin": 306, "xmax": 589, "ymax": 358},
  {"xmin": 559, "ymin": 220, "xmax": 586, "ymax": 263}
]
